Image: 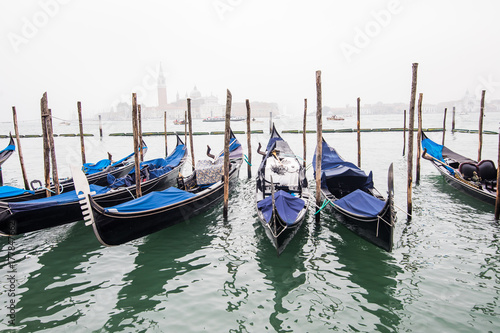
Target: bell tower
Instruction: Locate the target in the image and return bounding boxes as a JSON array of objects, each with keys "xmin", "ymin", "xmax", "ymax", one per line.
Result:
[{"xmin": 157, "ymin": 63, "xmax": 167, "ymax": 108}]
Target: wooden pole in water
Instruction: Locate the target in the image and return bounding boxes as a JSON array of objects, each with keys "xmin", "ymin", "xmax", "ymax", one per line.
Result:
[
  {"xmin": 46, "ymin": 109, "xmax": 60, "ymax": 195},
  {"xmin": 357, "ymin": 97, "xmax": 361, "ymax": 168},
  {"xmin": 132, "ymin": 93, "xmax": 142, "ymax": 197},
  {"xmin": 187, "ymin": 98, "xmax": 195, "ymax": 171},
  {"xmin": 416, "ymin": 93, "xmax": 423, "ymax": 185},
  {"xmin": 246, "ymin": 99, "xmax": 252, "ymax": 178},
  {"xmin": 138, "ymin": 105, "xmax": 143, "ymax": 162},
  {"xmin": 407, "ymin": 63, "xmax": 418, "ymax": 221},
  {"xmin": 164, "ymin": 111, "xmax": 168, "ymax": 156},
  {"xmin": 495, "ymin": 127, "xmax": 500, "ymax": 220},
  {"xmin": 98, "ymin": 115, "xmax": 103, "ymax": 139},
  {"xmin": 403, "ymin": 109, "xmax": 407, "ymax": 156},
  {"xmin": 12, "ymin": 107, "xmax": 29, "ymax": 190},
  {"xmin": 77, "ymin": 101, "xmax": 86, "ymax": 165},
  {"xmin": 478, "ymin": 90, "xmax": 485, "ymax": 162},
  {"xmin": 315, "ymin": 70, "xmax": 323, "ymax": 221},
  {"xmin": 184, "ymin": 110, "xmax": 187, "ymax": 146},
  {"xmin": 223, "ymin": 89, "xmax": 232, "ymax": 219},
  {"xmin": 269, "ymin": 111, "xmax": 272, "ymax": 134},
  {"xmin": 303, "ymin": 98, "xmax": 307, "ymax": 168},
  {"xmin": 40, "ymin": 92, "xmax": 51, "ymax": 197},
  {"xmin": 442, "ymin": 108, "xmax": 447, "ymax": 146},
  {"xmin": 452, "ymin": 106, "xmax": 456, "ymax": 132}
]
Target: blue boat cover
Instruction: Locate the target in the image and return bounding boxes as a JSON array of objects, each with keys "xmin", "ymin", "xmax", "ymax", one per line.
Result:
[
  {"xmin": 0, "ymin": 186, "xmax": 35, "ymax": 199},
  {"xmin": 334, "ymin": 189, "xmax": 385, "ymax": 218},
  {"xmin": 257, "ymin": 190, "xmax": 305, "ymax": 226},
  {"xmin": 421, "ymin": 136, "xmax": 444, "ymax": 162},
  {"xmin": 313, "ymin": 140, "xmax": 373, "ymax": 190},
  {"xmin": 2, "ymin": 145, "xmax": 15, "ymax": 153},
  {"xmin": 104, "ymin": 187, "xmax": 196, "ymax": 213},
  {"xmin": 82, "ymin": 159, "xmax": 112, "ymax": 175},
  {"xmin": 8, "ymin": 184, "xmax": 109, "ymax": 214},
  {"xmin": 107, "ymin": 144, "xmax": 185, "ymax": 188}
]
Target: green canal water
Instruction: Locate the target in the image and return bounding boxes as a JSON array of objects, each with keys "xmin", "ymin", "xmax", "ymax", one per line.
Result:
[{"xmin": 0, "ymin": 112, "xmax": 499, "ymax": 332}]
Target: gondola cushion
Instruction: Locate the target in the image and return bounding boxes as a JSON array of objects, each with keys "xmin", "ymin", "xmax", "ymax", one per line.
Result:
[
  {"xmin": 196, "ymin": 159, "xmax": 223, "ymax": 185},
  {"xmin": 82, "ymin": 159, "xmax": 111, "ymax": 175},
  {"xmin": 334, "ymin": 189, "xmax": 385, "ymax": 218}
]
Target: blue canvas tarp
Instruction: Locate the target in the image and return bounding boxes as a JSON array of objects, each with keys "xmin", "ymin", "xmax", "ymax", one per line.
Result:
[
  {"xmin": 257, "ymin": 190, "xmax": 305, "ymax": 226},
  {"xmin": 9, "ymin": 184, "xmax": 109, "ymax": 214},
  {"xmin": 105, "ymin": 187, "xmax": 196, "ymax": 213},
  {"xmin": 421, "ymin": 137, "xmax": 444, "ymax": 162},
  {"xmin": 0, "ymin": 186, "xmax": 35, "ymax": 199},
  {"xmin": 82, "ymin": 159, "xmax": 112, "ymax": 175},
  {"xmin": 334, "ymin": 189, "xmax": 385, "ymax": 218},
  {"xmin": 107, "ymin": 144, "xmax": 185, "ymax": 188}
]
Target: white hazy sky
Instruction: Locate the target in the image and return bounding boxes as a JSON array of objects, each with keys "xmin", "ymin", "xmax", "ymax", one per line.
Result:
[{"xmin": 1, "ymin": 0, "xmax": 499, "ymax": 120}]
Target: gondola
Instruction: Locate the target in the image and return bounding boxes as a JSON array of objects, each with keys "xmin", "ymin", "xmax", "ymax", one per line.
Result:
[
  {"xmin": 0, "ymin": 134, "xmax": 16, "ymax": 186},
  {"xmin": 256, "ymin": 124, "xmax": 309, "ymax": 255},
  {"xmin": 0, "ymin": 136, "xmax": 186, "ymax": 236},
  {"xmin": 313, "ymin": 138, "xmax": 394, "ymax": 252},
  {"xmin": 73, "ymin": 131, "xmax": 243, "ymax": 246},
  {"xmin": 0, "ymin": 141, "xmax": 147, "ymax": 203},
  {"xmin": 421, "ymin": 131, "xmax": 497, "ymax": 205}
]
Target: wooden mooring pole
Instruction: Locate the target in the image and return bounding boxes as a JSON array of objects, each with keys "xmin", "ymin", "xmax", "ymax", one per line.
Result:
[
  {"xmin": 223, "ymin": 89, "xmax": 232, "ymax": 219},
  {"xmin": 357, "ymin": 97, "xmax": 361, "ymax": 168},
  {"xmin": 407, "ymin": 63, "xmax": 418, "ymax": 221},
  {"xmin": 246, "ymin": 99, "xmax": 252, "ymax": 178},
  {"xmin": 40, "ymin": 92, "xmax": 51, "ymax": 197},
  {"xmin": 47, "ymin": 109, "xmax": 60, "ymax": 195},
  {"xmin": 12, "ymin": 107, "xmax": 29, "ymax": 190},
  {"xmin": 303, "ymin": 98, "xmax": 307, "ymax": 168},
  {"xmin": 164, "ymin": 111, "xmax": 168, "ymax": 156},
  {"xmin": 416, "ymin": 93, "xmax": 423, "ymax": 185},
  {"xmin": 442, "ymin": 108, "xmax": 447, "ymax": 146},
  {"xmin": 452, "ymin": 106, "xmax": 456, "ymax": 132},
  {"xmin": 77, "ymin": 101, "xmax": 86, "ymax": 165},
  {"xmin": 187, "ymin": 98, "xmax": 195, "ymax": 171},
  {"xmin": 138, "ymin": 105, "xmax": 143, "ymax": 162},
  {"xmin": 403, "ymin": 109, "xmax": 407, "ymax": 156},
  {"xmin": 269, "ymin": 111, "xmax": 272, "ymax": 134},
  {"xmin": 98, "ymin": 115, "xmax": 103, "ymax": 139},
  {"xmin": 478, "ymin": 90, "xmax": 485, "ymax": 162},
  {"xmin": 184, "ymin": 110, "xmax": 187, "ymax": 146},
  {"xmin": 132, "ymin": 93, "xmax": 142, "ymax": 197},
  {"xmin": 315, "ymin": 70, "xmax": 323, "ymax": 222}
]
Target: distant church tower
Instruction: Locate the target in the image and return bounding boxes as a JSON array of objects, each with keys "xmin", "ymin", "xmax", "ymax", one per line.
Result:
[{"xmin": 157, "ymin": 63, "xmax": 167, "ymax": 108}]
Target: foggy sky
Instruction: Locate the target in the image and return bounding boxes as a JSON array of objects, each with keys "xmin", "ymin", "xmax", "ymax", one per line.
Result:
[{"xmin": 1, "ymin": 0, "xmax": 499, "ymax": 121}]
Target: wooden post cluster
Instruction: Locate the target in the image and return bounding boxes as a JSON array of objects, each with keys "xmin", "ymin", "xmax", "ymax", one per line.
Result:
[
  {"xmin": 77, "ymin": 101, "xmax": 86, "ymax": 165},
  {"xmin": 416, "ymin": 93, "xmax": 423, "ymax": 185},
  {"xmin": 47, "ymin": 109, "xmax": 60, "ymax": 195},
  {"xmin": 12, "ymin": 107, "xmax": 29, "ymax": 190},
  {"xmin": 246, "ymin": 99, "xmax": 252, "ymax": 179},
  {"xmin": 187, "ymin": 98, "xmax": 195, "ymax": 171},
  {"xmin": 40, "ymin": 93, "xmax": 60, "ymax": 196},
  {"xmin": 407, "ymin": 63, "xmax": 418, "ymax": 220},
  {"xmin": 223, "ymin": 89, "xmax": 232, "ymax": 219},
  {"xmin": 303, "ymin": 99, "xmax": 307, "ymax": 168},
  {"xmin": 478, "ymin": 90, "xmax": 485, "ymax": 162},
  {"xmin": 442, "ymin": 108, "xmax": 447, "ymax": 146},
  {"xmin": 315, "ymin": 70, "xmax": 323, "ymax": 220},
  {"xmin": 357, "ymin": 97, "xmax": 361, "ymax": 168},
  {"xmin": 132, "ymin": 93, "xmax": 142, "ymax": 198}
]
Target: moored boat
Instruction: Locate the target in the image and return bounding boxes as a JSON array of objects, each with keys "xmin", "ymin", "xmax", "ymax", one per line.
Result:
[
  {"xmin": 421, "ymin": 131, "xmax": 497, "ymax": 205},
  {"xmin": 313, "ymin": 138, "xmax": 395, "ymax": 252},
  {"xmin": 74, "ymin": 131, "xmax": 243, "ymax": 246},
  {"xmin": 256, "ymin": 124, "xmax": 309, "ymax": 255},
  {"xmin": 0, "ymin": 136, "xmax": 186, "ymax": 236}
]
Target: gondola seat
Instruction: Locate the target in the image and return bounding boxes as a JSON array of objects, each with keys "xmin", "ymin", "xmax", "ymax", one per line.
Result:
[
  {"xmin": 459, "ymin": 162, "xmax": 478, "ymax": 181},
  {"xmin": 478, "ymin": 160, "xmax": 497, "ymax": 190}
]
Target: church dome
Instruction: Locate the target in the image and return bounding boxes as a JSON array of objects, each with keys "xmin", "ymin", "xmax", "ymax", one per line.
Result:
[{"xmin": 190, "ymin": 86, "xmax": 202, "ymax": 99}]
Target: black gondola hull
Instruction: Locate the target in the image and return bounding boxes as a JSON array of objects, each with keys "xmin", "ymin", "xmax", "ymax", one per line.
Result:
[
  {"xmin": 322, "ymin": 189, "xmax": 394, "ymax": 252},
  {"xmin": 0, "ymin": 151, "xmax": 187, "ymax": 235},
  {"xmin": 90, "ymin": 161, "xmax": 242, "ymax": 246}
]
